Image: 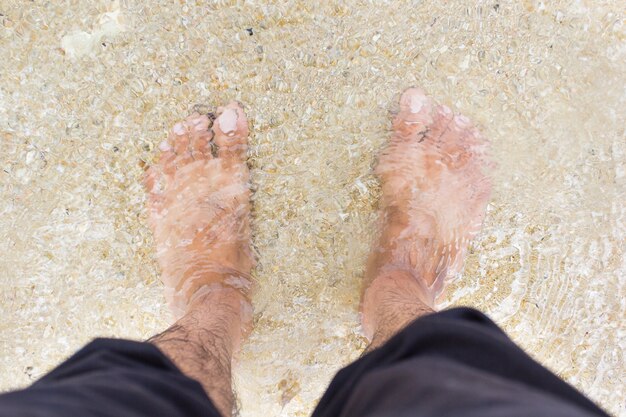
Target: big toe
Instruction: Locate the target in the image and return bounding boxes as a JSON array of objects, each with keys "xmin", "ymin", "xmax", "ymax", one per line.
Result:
[
  {"xmin": 392, "ymin": 87, "xmax": 435, "ymax": 139},
  {"xmin": 213, "ymin": 101, "xmax": 249, "ymax": 162}
]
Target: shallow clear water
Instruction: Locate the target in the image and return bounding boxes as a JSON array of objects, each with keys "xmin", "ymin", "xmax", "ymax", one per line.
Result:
[{"xmin": 0, "ymin": 1, "xmax": 624, "ymax": 416}]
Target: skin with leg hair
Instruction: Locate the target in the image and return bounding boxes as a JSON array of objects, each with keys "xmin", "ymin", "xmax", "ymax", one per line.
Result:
[
  {"xmin": 362, "ymin": 88, "xmax": 493, "ymax": 351},
  {"xmin": 149, "ymin": 288, "xmax": 245, "ymax": 416},
  {"xmin": 144, "ymin": 102, "xmax": 253, "ymax": 417}
]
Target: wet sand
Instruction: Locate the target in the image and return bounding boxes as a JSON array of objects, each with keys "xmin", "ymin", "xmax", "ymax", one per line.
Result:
[{"xmin": 0, "ymin": 1, "xmax": 624, "ymax": 416}]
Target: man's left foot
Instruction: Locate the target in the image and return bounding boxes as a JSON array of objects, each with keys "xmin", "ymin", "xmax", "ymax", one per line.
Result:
[{"xmin": 144, "ymin": 102, "xmax": 254, "ymax": 323}]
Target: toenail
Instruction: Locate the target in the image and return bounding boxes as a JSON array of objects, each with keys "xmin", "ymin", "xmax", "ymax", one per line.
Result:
[
  {"xmin": 173, "ymin": 122, "xmax": 186, "ymax": 135},
  {"xmin": 159, "ymin": 140, "xmax": 172, "ymax": 151},
  {"xmin": 440, "ymin": 105, "xmax": 452, "ymax": 115},
  {"xmin": 454, "ymin": 114, "xmax": 471, "ymax": 127},
  {"xmin": 409, "ymin": 92, "xmax": 427, "ymax": 113},
  {"xmin": 217, "ymin": 108, "xmax": 238, "ymax": 135},
  {"xmin": 190, "ymin": 116, "xmax": 209, "ymax": 131},
  {"xmin": 193, "ymin": 120, "xmax": 209, "ymax": 132}
]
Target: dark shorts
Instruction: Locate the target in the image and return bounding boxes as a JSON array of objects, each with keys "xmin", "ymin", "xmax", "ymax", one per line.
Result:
[{"xmin": 0, "ymin": 308, "xmax": 609, "ymax": 417}]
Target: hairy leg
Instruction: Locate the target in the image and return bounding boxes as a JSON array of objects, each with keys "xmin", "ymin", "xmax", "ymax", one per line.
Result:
[
  {"xmin": 149, "ymin": 289, "xmax": 248, "ymax": 416},
  {"xmin": 144, "ymin": 102, "xmax": 253, "ymax": 416}
]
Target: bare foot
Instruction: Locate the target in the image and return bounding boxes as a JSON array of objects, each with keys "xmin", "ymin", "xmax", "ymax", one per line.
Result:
[
  {"xmin": 144, "ymin": 102, "xmax": 254, "ymax": 330},
  {"xmin": 361, "ymin": 88, "xmax": 493, "ymax": 342}
]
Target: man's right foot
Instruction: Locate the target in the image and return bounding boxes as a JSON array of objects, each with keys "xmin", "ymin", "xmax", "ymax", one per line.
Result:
[
  {"xmin": 144, "ymin": 102, "xmax": 254, "ymax": 417},
  {"xmin": 361, "ymin": 88, "xmax": 493, "ymax": 340}
]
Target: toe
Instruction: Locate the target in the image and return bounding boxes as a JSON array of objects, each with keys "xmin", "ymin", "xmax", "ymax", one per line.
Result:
[
  {"xmin": 185, "ymin": 113, "xmax": 214, "ymax": 159},
  {"xmin": 452, "ymin": 113, "xmax": 474, "ymax": 134},
  {"xmin": 448, "ymin": 113, "xmax": 482, "ymax": 149},
  {"xmin": 423, "ymin": 104, "xmax": 454, "ymax": 144},
  {"xmin": 144, "ymin": 166, "xmax": 166, "ymax": 216},
  {"xmin": 185, "ymin": 112, "xmax": 210, "ymax": 132},
  {"xmin": 171, "ymin": 122, "xmax": 190, "ymax": 155},
  {"xmin": 143, "ymin": 166, "xmax": 160, "ymax": 194},
  {"xmin": 170, "ymin": 118, "xmax": 198, "ymax": 167},
  {"xmin": 392, "ymin": 87, "xmax": 435, "ymax": 140},
  {"xmin": 213, "ymin": 101, "xmax": 249, "ymax": 162},
  {"xmin": 175, "ymin": 150, "xmax": 194, "ymax": 167},
  {"xmin": 192, "ymin": 130, "xmax": 213, "ymax": 158},
  {"xmin": 439, "ymin": 113, "xmax": 484, "ymax": 170},
  {"xmin": 159, "ymin": 150, "xmax": 177, "ymax": 176}
]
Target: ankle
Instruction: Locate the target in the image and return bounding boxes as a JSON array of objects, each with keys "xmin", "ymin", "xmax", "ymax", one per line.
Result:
[
  {"xmin": 362, "ymin": 270, "xmax": 434, "ymax": 346},
  {"xmin": 186, "ymin": 286, "xmax": 253, "ymax": 350}
]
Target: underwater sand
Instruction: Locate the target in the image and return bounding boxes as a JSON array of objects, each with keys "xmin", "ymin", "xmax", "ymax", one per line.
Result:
[{"xmin": 0, "ymin": 0, "xmax": 624, "ymax": 415}]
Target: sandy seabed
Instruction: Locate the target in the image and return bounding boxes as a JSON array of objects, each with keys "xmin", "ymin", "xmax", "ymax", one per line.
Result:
[{"xmin": 0, "ymin": 0, "xmax": 624, "ymax": 416}]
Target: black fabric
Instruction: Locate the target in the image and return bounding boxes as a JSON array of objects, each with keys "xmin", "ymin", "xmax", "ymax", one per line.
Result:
[
  {"xmin": 0, "ymin": 338, "xmax": 221, "ymax": 417},
  {"xmin": 0, "ymin": 308, "xmax": 609, "ymax": 417},
  {"xmin": 312, "ymin": 307, "xmax": 609, "ymax": 417}
]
